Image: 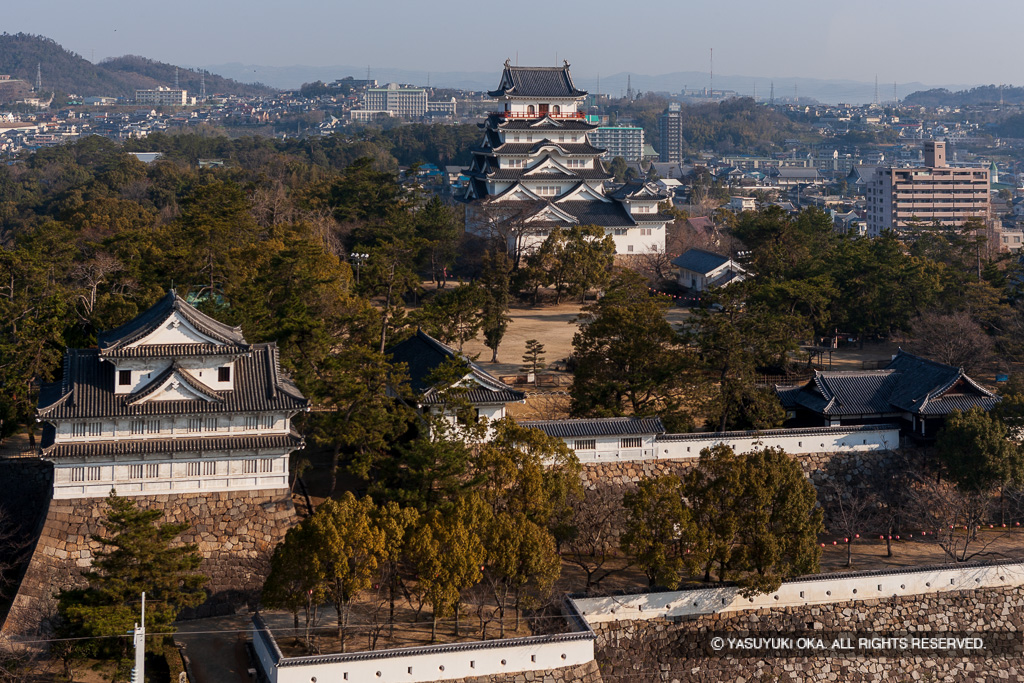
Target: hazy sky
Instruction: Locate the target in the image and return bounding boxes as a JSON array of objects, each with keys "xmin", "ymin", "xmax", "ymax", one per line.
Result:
[{"xmin": 7, "ymin": 0, "xmax": 1017, "ymax": 86}]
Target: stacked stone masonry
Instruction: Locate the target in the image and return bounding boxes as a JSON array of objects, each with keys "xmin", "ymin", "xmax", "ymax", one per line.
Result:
[
  {"xmin": 591, "ymin": 586, "xmax": 1024, "ymax": 682},
  {"xmin": 2, "ymin": 486, "xmax": 297, "ymax": 636},
  {"xmin": 442, "ymin": 661, "xmax": 603, "ymax": 683}
]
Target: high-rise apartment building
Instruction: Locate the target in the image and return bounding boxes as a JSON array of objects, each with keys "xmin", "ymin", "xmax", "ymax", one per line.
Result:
[
  {"xmin": 589, "ymin": 125, "xmax": 645, "ymax": 161},
  {"xmin": 865, "ymin": 141, "xmax": 990, "ymax": 236},
  {"xmin": 658, "ymin": 102, "xmax": 684, "ymax": 163}
]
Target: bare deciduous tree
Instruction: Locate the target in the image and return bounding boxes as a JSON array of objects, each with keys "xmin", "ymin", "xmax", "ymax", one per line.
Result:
[
  {"xmin": 564, "ymin": 485, "xmax": 628, "ymax": 590},
  {"xmin": 907, "ymin": 473, "xmax": 1008, "ymax": 563},
  {"xmin": 907, "ymin": 310, "xmax": 994, "ymax": 374}
]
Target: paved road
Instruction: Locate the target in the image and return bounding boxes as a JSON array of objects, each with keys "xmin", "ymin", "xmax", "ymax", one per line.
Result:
[{"xmin": 174, "ymin": 615, "xmax": 254, "ymax": 683}]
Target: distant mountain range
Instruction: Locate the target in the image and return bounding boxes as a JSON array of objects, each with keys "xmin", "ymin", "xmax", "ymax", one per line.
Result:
[
  {"xmin": 206, "ymin": 62, "xmax": 976, "ymax": 106},
  {"xmin": 0, "ymin": 33, "xmax": 275, "ymax": 100}
]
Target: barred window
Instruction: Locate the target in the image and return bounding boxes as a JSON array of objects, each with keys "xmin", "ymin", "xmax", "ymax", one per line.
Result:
[
  {"xmin": 205, "ymin": 417, "xmax": 219, "ymax": 432},
  {"xmin": 244, "ymin": 416, "xmax": 259, "ymax": 430},
  {"xmin": 71, "ymin": 423, "xmax": 87, "ymax": 437},
  {"xmin": 203, "ymin": 461, "xmax": 217, "ymax": 476},
  {"xmin": 128, "ymin": 465, "xmax": 143, "ymax": 479},
  {"xmin": 130, "ymin": 420, "xmax": 145, "ymax": 436},
  {"xmin": 187, "ymin": 418, "xmax": 202, "ymax": 433},
  {"xmin": 260, "ymin": 415, "xmax": 274, "ymax": 430},
  {"xmin": 87, "ymin": 466, "xmax": 102, "ymax": 482},
  {"xmin": 243, "ymin": 460, "xmax": 258, "ymax": 474},
  {"xmin": 88, "ymin": 423, "xmax": 102, "ymax": 437},
  {"xmin": 620, "ymin": 437, "xmax": 643, "ymax": 449},
  {"xmin": 186, "ymin": 462, "xmax": 201, "ymax": 477},
  {"xmin": 145, "ymin": 464, "xmax": 160, "ymax": 478},
  {"xmin": 259, "ymin": 458, "xmax": 274, "ymax": 473},
  {"xmin": 147, "ymin": 419, "xmax": 161, "ymax": 434},
  {"xmin": 70, "ymin": 467, "xmax": 85, "ymax": 483},
  {"xmin": 573, "ymin": 439, "xmax": 596, "ymax": 451}
]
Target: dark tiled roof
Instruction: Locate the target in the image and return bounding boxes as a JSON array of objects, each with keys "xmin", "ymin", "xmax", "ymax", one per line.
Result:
[
  {"xmin": 490, "ymin": 142, "xmax": 605, "ymax": 156},
  {"xmin": 499, "ymin": 119, "xmax": 596, "ymax": 131},
  {"xmin": 481, "ymin": 168, "xmax": 611, "ymax": 181},
  {"xmin": 671, "ymin": 249, "xmax": 731, "ymax": 275},
  {"xmin": 518, "ymin": 417, "xmax": 665, "ymax": 438},
  {"xmin": 488, "ymin": 65, "xmax": 587, "ymax": 99},
  {"xmin": 37, "ymin": 343, "xmax": 308, "ymax": 420},
  {"xmin": 775, "ymin": 351, "xmax": 999, "ymax": 419},
  {"xmin": 41, "ymin": 431, "xmax": 304, "ymax": 459},
  {"xmin": 124, "ymin": 364, "xmax": 226, "ymax": 406},
  {"xmin": 98, "ymin": 290, "xmax": 249, "ymax": 357},
  {"xmin": 810, "ymin": 371, "xmax": 902, "ymax": 415},
  {"xmin": 606, "ymin": 181, "xmax": 670, "ymax": 201},
  {"xmin": 420, "ymin": 389, "xmax": 526, "ymax": 406},
  {"xmin": 554, "ymin": 200, "xmax": 634, "ymax": 227},
  {"xmin": 102, "ymin": 343, "xmax": 248, "ymax": 358},
  {"xmin": 387, "ymin": 329, "xmax": 525, "ymax": 405}
]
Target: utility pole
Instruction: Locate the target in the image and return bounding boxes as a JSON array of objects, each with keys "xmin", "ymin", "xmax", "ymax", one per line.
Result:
[
  {"xmin": 874, "ymin": 74, "xmax": 879, "ymax": 106},
  {"xmin": 131, "ymin": 592, "xmax": 146, "ymax": 683},
  {"xmin": 35, "ymin": 63, "xmax": 41, "ymax": 92},
  {"xmin": 770, "ymin": 81, "xmax": 774, "ymax": 106},
  {"xmin": 175, "ymin": 67, "xmax": 179, "ymax": 89}
]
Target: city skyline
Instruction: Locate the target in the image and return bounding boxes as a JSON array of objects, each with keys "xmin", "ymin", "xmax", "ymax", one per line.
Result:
[{"xmin": 4, "ymin": 0, "xmax": 1021, "ymax": 91}]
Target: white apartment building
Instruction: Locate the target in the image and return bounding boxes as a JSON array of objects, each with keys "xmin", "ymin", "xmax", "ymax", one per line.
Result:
[
  {"xmin": 135, "ymin": 87, "xmax": 189, "ymax": 106},
  {"xmin": 589, "ymin": 125, "xmax": 645, "ymax": 161},
  {"xmin": 865, "ymin": 141, "xmax": 990, "ymax": 236}
]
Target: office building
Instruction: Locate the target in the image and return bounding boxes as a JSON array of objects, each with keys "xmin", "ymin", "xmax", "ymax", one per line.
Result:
[{"xmin": 364, "ymin": 83, "xmax": 428, "ymax": 118}]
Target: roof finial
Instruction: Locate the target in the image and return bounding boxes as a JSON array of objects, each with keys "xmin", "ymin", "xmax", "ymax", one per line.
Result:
[
  {"xmin": 563, "ymin": 59, "xmax": 570, "ymax": 68},
  {"xmin": 504, "ymin": 58, "xmax": 511, "ymax": 69}
]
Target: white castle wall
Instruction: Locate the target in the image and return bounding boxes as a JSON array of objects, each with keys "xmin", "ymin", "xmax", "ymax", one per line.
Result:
[
  {"xmin": 567, "ymin": 424, "xmax": 899, "ymax": 464},
  {"xmin": 572, "ymin": 561, "xmax": 1024, "ymax": 624},
  {"xmin": 52, "ymin": 452, "xmax": 290, "ymax": 498},
  {"xmin": 252, "ymin": 609, "xmax": 595, "ymax": 683}
]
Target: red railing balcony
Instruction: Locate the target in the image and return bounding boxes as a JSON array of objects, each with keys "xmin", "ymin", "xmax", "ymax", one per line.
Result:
[{"xmin": 491, "ymin": 111, "xmax": 586, "ymax": 119}]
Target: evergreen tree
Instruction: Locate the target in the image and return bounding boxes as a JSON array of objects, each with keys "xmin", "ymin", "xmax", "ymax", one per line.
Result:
[
  {"xmin": 480, "ymin": 249, "xmax": 512, "ymax": 363},
  {"xmin": 570, "ymin": 272, "xmax": 692, "ymax": 426},
  {"xmin": 620, "ymin": 475, "xmax": 688, "ymax": 588},
  {"xmin": 55, "ymin": 493, "xmax": 206, "ymax": 665}
]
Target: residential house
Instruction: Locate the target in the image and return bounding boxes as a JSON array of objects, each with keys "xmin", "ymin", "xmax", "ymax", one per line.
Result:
[{"xmin": 671, "ymin": 248, "xmax": 749, "ymax": 291}]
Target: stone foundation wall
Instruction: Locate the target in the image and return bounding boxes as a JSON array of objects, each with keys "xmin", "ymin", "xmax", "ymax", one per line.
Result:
[
  {"xmin": 444, "ymin": 660, "xmax": 603, "ymax": 683},
  {"xmin": 1, "ymin": 487, "xmax": 298, "ymax": 637},
  {"xmin": 0, "ymin": 459, "xmax": 53, "ymax": 628},
  {"xmin": 592, "ymin": 586, "xmax": 1024, "ymax": 681},
  {"xmin": 580, "ymin": 449, "xmax": 906, "ymax": 492}
]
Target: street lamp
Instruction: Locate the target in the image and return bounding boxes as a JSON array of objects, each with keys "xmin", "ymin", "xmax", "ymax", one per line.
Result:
[{"xmin": 350, "ymin": 253, "xmax": 369, "ymax": 284}]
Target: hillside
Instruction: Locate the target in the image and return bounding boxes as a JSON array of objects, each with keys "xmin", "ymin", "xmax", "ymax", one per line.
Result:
[
  {"xmin": 0, "ymin": 33, "xmax": 275, "ymax": 100},
  {"xmin": 904, "ymin": 84, "xmax": 1024, "ymax": 107}
]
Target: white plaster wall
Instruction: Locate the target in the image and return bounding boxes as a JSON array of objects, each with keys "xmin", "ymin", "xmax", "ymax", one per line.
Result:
[
  {"xmin": 573, "ymin": 562, "xmax": 1024, "ymax": 624},
  {"xmin": 254, "ymin": 629, "xmax": 593, "ymax": 683},
  {"xmin": 51, "ymin": 451, "xmax": 291, "ymax": 498},
  {"xmin": 570, "ymin": 434, "xmax": 658, "ymax": 464},
  {"xmin": 656, "ymin": 426, "xmax": 899, "ymax": 459},
  {"xmin": 561, "ymin": 427, "xmax": 898, "ymax": 463}
]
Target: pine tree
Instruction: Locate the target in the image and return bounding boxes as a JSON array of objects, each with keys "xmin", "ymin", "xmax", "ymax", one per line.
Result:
[
  {"xmin": 480, "ymin": 249, "xmax": 512, "ymax": 363},
  {"xmin": 521, "ymin": 340, "xmax": 546, "ymax": 383},
  {"xmin": 55, "ymin": 492, "xmax": 207, "ymax": 664}
]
